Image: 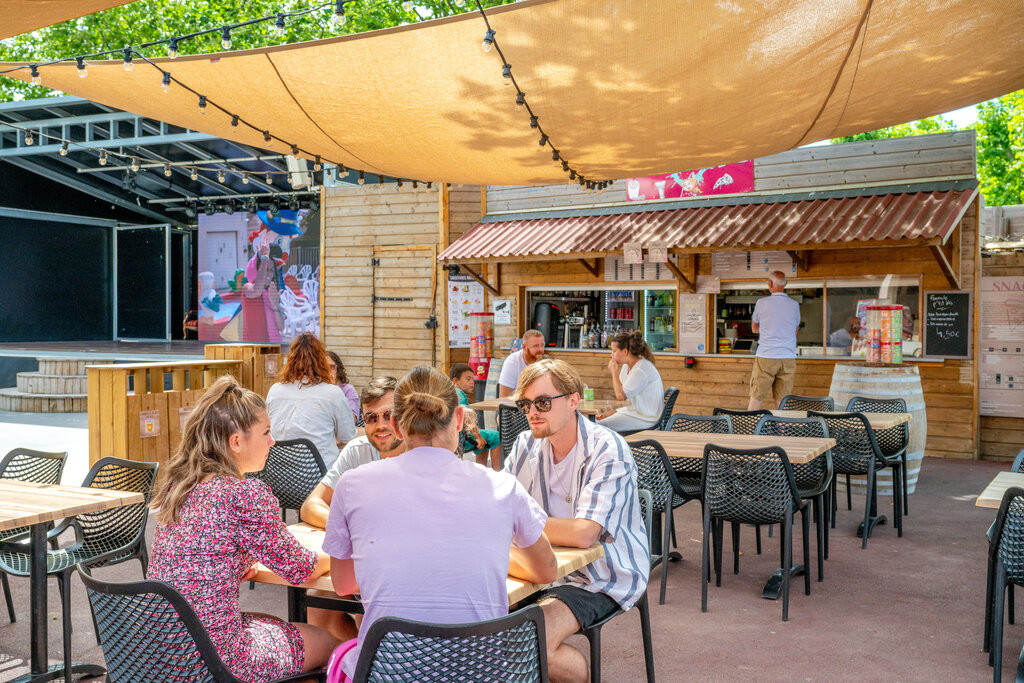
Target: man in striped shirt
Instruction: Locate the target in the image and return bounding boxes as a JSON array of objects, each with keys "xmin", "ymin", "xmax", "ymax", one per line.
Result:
[{"xmin": 505, "ymin": 358, "xmax": 650, "ymax": 683}]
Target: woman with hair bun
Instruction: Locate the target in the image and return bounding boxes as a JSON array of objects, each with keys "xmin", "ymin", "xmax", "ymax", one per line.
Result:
[
  {"xmin": 149, "ymin": 375, "xmax": 338, "ymax": 682},
  {"xmin": 321, "ymin": 366, "xmax": 557, "ymax": 682},
  {"xmin": 596, "ymin": 329, "xmax": 665, "ymax": 432}
]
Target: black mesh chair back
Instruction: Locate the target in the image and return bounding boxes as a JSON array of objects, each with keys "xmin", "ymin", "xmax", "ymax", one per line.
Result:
[
  {"xmin": 700, "ymin": 445, "xmax": 801, "ymax": 526},
  {"xmin": 629, "ymin": 440, "xmax": 677, "ymax": 516},
  {"xmin": 754, "ymin": 415, "xmax": 831, "ymax": 492},
  {"xmin": 0, "ymin": 448, "xmax": 67, "ymax": 540},
  {"xmin": 79, "ymin": 567, "xmax": 278, "ymax": 683},
  {"xmin": 252, "ymin": 439, "xmax": 326, "ymax": 513},
  {"xmin": 987, "ymin": 487, "xmax": 1024, "ymax": 682},
  {"xmin": 995, "ymin": 491, "xmax": 1024, "ymax": 586},
  {"xmin": 1013, "ymin": 449, "xmax": 1024, "ymax": 473},
  {"xmin": 845, "ymin": 396, "xmax": 909, "ymax": 458},
  {"xmin": 352, "ymin": 605, "xmax": 548, "ymax": 683},
  {"xmin": 499, "ymin": 404, "xmax": 531, "ymax": 466},
  {"xmin": 637, "ymin": 488, "xmax": 656, "ymax": 558},
  {"xmin": 79, "ymin": 457, "xmax": 159, "ymax": 561},
  {"xmin": 712, "ymin": 408, "xmax": 770, "ymax": 435},
  {"xmin": 779, "ymin": 395, "xmax": 835, "ymax": 411},
  {"xmin": 809, "ymin": 412, "xmax": 883, "ymax": 476},
  {"xmin": 655, "ymin": 387, "xmax": 680, "ymax": 430}
]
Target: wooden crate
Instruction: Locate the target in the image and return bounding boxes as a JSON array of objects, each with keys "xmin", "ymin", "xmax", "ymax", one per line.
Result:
[
  {"xmin": 87, "ymin": 360, "xmax": 242, "ymax": 467},
  {"xmin": 204, "ymin": 344, "xmax": 283, "ymax": 397}
]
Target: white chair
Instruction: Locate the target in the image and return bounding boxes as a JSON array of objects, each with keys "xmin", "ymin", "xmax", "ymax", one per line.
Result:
[{"xmin": 298, "ymin": 264, "xmax": 312, "ymax": 282}]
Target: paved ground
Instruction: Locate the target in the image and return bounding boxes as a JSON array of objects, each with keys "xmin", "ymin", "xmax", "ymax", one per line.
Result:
[{"xmin": 0, "ymin": 414, "xmax": 1013, "ymax": 681}]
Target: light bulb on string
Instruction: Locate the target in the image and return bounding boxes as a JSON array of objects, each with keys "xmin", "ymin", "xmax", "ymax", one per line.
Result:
[
  {"xmin": 562, "ymin": 161, "xmax": 570, "ymax": 175},
  {"xmin": 334, "ymin": 1, "xmax": 347, "ymax": 25},
  {"xmin": 263, "ymin": 131, "xmax": 273, "ymax": 147},
  {"xmin": 397, "ymin": 179, "xmax": 404, "ymax": 190},
  {"xmin": 482, "ymin": 29, "xmax": 495, "ymax": 53},
  {"xmin": 168, "ymin": 37, "xmax": 179, "ymax": 59},
  {"xmin": 358, "ymin": 171, "xmax": 365, "ymax": 185},
  {"xmin": 24, "ymin": 130, "xmax": 33, "ymax": 145},
  {"xmin": 198, "ymin": 95, "xmax": 207, "ymax": 114},
  {"xmin": 29, "ymin": 65, "xmax": 40, "ymax": 85},
  {"xmin": 122, "ymin": 47, "xmax": 133, "ymax": 71},
  {"xmin": 217, "ymin": 169, "xmax": 226, "ymax": 183},
  {"xmin": 402, "ymin": 1, "xmax": 413, "ymax": 11},
  {"xmin": 164, "ymin": 163, "xmax": 172, "ymax": 177},
  {"xmin": 98, "ymin": 150, "xmax": 107, "ymax": 165},
  {"xmin": 412, "ymin": 180, "xmax": 419, "ymax": 193},
  {"xmin": 291, "ymin": 144, "xmax": 299, "ymax": 156},
  {"xmin": 265, "ymin": 172, "xmax": 272, "ymax": 184},
  {"xmin": 515, "ymin": 92, "xmax": 525, "ymax": 112},
  {"xmin": 130, "ymin": 157, "xmax": 140, "ymax": 172},
  {"xmin": 275, "ymin": 13, "xmax": 286, "ymax": 37},
  {"xmin": 552, "ymin": 150, "xmax": 560, "ymax": 166},
  {"xmin": 242, "ymin": 172, "xmax": 250, "ymax": 184},
  {"xmin": 221, "ymin": 27, "xmax": 232, "ymax": 50},
  {"xmin": 190, "ymin": 167, "xmax": 198, "ymax": 180},
  {"xmin": 501, "ymin": 64, "xmax": 512, "ymax": 84},
  {"xmin": 59, "ymin": 141, "xmax": 69, "ymax": 156},
  {"xmin": 529, "ymin": 116, "xmax": 538, "ymax": 129},
  {"xmin": 313, "ymin": 156, "xmax": 322, "ymax": 172},
  {"xmin": 538, "ymin": 134, "xmax": 548, "ymax": 149},
  {"xmin": 454, "ymin": 0, "xmax": 464, "ymax": 6},
  {"xmin": 76, "ymin": 57, "xmax": 87, "ymax": 78},
  {"xmin": 161, "ymin": 71, "xmax": 171, "ymax": 93}
]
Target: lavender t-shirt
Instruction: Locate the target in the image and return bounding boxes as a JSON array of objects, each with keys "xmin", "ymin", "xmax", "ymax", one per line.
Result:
[{"xmin": 322, "ymin": 446, "xmax": 547, "ymax": 677}]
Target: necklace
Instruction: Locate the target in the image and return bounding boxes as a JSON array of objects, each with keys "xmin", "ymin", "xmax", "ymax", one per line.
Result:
[{"xmin": 550, "ymin": 452, "xmax": 574, "ymax": 504}]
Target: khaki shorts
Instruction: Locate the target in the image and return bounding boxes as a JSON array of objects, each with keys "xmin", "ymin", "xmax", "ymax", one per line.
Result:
[{"xmin": 749, "ymin": 357, "xmax": 796, "ymax": 402}]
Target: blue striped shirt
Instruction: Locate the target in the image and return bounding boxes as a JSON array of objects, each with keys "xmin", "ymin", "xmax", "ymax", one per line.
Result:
[{"xmin": 504, "ymin": 413, "xmax": 650, "ymax": 610}]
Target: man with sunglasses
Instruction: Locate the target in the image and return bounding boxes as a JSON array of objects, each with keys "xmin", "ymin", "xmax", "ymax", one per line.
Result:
[
  {"xmin": 300, "ymin": 376, "xmax": 405, "ymax": 529},
  {"xmin": 505, "ymin": 358, "xmax": 649, "ymax": 683}
]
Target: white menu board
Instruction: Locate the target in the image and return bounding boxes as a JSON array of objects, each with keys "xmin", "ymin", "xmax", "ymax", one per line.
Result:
[
  {"xmin": 979, "ymin": 276, "xmax": 1024, "ymax": 417},
  {"xmin": 677, "ymin": 294, "xmax": 707, "ymax": 354},
  {"xmin": 711, "ymin": 251, "xmax": 796, "ymax": 279},
  {"xmin": 447, "ymin": 273, "xmax": 484, "ymax": 348}
]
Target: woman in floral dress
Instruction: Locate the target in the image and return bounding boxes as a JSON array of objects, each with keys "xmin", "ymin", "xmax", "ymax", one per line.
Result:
[{"xmin": 150, "ymin": 375, "xmax": 338, "ymax": 681}]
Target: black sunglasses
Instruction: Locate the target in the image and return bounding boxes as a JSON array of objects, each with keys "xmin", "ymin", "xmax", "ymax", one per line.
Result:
[
  {"xmin": 515, "ymin": 393, "xmax": 571, "ymax": 414},
  {"xmin": 363, "ymin": 409, "xmax": 393, "ymax": 425}
]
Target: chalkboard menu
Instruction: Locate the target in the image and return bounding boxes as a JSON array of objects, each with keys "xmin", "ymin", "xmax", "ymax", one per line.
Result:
[{"xmin": 924, "ymin": 290, "xmax": 972, "ymax": 359}]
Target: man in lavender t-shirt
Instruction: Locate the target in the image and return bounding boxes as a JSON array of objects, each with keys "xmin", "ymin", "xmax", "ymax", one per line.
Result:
[{"xmin": 321, "ymin": 445, "xmax": 549, "ymax": 679}]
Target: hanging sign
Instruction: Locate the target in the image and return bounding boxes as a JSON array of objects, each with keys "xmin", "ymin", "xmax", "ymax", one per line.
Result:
[
  {"xmin": 447, "ymin": 273, "xmax": 484, "ymax": 348},
  {"xmin": 677, "ymin": 294, "xmax": 707, "ymax": 354},
  {"xmin": 623, "ymin": 241, "xmax": 643, "ymax": 264},
  {"xmin": 492, "ymin": 298, "xmax": 512, "ymax": 325},
  {"xmin": 139, "ymin": 410, "xmax": 160, "ymax": 439},
  {"xmin": 646, "ymin": 241, "xmax": 668, "ymax": 263}
]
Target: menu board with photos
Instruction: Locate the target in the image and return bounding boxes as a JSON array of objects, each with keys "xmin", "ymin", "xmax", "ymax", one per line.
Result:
[{"xmin": 447, "ymin": 273, "xmax": 484, "ymax": 348}]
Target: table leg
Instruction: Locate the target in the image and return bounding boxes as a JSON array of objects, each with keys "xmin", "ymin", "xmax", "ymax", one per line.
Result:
[
  {"xmin": 12, "ymin": 525, "xmax": 104, "ymax": 683},
  {"xmin": 856, "ymin": 476, "xmax": 887, "ymax": 539},
  {"xmin": 762, "ymin": 564, "xmax": 805, "ymax": 600}
]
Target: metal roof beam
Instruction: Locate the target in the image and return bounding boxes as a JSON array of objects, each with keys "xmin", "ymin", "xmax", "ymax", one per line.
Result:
[
  {"xmin": 0, "ymin": 131, "xmax": 219, "ymax": 157},
  {"xmin": 0, "ymin": 111, "xmax": 140, "ymax": 134}
]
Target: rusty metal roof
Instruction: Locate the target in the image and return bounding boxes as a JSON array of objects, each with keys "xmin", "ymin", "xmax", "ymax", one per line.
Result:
[{"xmin": 439, "ymin": 187, "xmax": 979, "ymax": 262}]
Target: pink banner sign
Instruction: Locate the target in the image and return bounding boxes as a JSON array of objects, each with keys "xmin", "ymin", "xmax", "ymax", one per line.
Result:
[{"xmin": 626, "ymin": 161, "xmax": 754, "ymax": 201}]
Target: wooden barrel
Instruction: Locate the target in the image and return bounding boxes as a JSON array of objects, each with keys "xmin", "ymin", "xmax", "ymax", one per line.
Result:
[{"xmin": 829, "ymin": 363, "xmax": 927, "ymax": 496}]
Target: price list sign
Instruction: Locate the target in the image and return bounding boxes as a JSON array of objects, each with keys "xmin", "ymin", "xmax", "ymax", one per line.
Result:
[
  {"xmin": 923, "ymin": 290, "xmax": 972, "ymax": 359},
  {"xmin": 980, "ymin": 277, "xmax": 1024, "ymax": 418}
]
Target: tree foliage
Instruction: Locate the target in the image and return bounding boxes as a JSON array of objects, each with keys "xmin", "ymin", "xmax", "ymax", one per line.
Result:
[
  {"xmin": 829, "ymin": 115, "xmax": 958, "ymax": 143},
  {"xmin": 0, "ymin": 0, "xmax": 512, "ymax": 102},
  {"xmin": 974, "ymin": 91, "xmax": 1024, "ymax": 207}
]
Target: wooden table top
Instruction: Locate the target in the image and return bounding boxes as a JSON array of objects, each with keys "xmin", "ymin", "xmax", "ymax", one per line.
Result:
[
  {"xmin": 469, "ymin": 397, "xmax": 626, "ymax": 417},
  {"xmin": 0, "ymin": 480, "xmax": 145, "ymax": 532},
  {"xmin": 770, "ymin": 410, "xmax": 911, "ymax": 430},
  {"xmin": 252, "ymin": 523, "xmax": 604, "ymax": 606},
  {"xmin": 976, "ymin": 472, "xmax": 1024, "ymax": 509},
  {"xmin": 624, "ymin": 431, "xmax": 835, "ymax": 464}
]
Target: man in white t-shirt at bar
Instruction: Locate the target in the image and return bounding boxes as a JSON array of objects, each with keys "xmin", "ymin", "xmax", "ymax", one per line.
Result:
[
  {"xmin": 748, "ymin": 270, "xmax": 801, "ymax": 410},
  {"xmin": 498, "ymin": 329, "xmax": 546, "ymax": 398}
]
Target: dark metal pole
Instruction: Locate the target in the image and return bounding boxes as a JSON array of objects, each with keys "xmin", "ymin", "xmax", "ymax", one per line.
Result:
[{"xmin": 29, "ymin": 523, "xmax": 47, "ymax": 675}]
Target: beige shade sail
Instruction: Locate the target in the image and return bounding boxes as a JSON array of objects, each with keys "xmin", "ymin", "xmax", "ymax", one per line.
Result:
[
  {"xmin": 2, "ymin": 0, "xmax": 1022, "ymax": 185},
  {"xmin": 0, "ymin": 0, "xmax": 136, "ymax": 40}
]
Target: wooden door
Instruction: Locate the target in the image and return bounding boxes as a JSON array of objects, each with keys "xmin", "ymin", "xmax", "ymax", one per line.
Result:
[{"xmin": 371, "ymin": 245, "xmax": 438, "ymax": 379}]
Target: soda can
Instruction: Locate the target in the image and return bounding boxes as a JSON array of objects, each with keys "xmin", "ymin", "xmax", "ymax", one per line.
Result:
[
  {"xmin": 880, "ymin": 341, "xmax": 892, "ymax": 364},
  {"xmin": 891, "ymin": 340, "xmax": 903, "ymax": 364}
]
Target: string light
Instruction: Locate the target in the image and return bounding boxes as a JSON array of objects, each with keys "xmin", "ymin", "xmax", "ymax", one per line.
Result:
[
  {"xmin": 24, "ymin": 130, "xmax": 33, "ymax": 145},
  {"xmin": 291, "ymin": 144, "xmax": 299, "ymax": 156},
  {"xmin": 515, "ymin": 91, "xmax": 525, "ymax": 112},
  {"xmin": 231, "ymin": 115, "xmax": 239, "ymax": 131},
  {"xmin": 265, "ymin": 172, "xmax": 272, "ymax": 184},
  {"xmin": 99, "ymin": 150, "xmax": 107, "ymax": 165},
  {"xmin": 242, "ymin": 171, "xmax": 250, "ymax": 184},
  {"xmin": 313, "ymin": 156, "xmax": 322, "ymax": 172},
  {"xmin": 275, "ymin": 13, "xmax": 286, "ymax": 36},
  {"xmin": 122, "ymin": 47, "xmax": 133, "ymax": 71},
  {"xmin": 198, "ymin": 95, "xmax": 207, "ymax": 114},
  {"xmin": 217, "ymin": 169, "xmax": 226, "ymax": 183},
  {"xmin": 221, "ymin": 27, "xmax": 232, "ymax": 50},
  {"xmin": 501, "ymin": 63, "xmax": 512, "ymax": 84},
  {"xmin": 161, "ymin": 71, "xmax": 171, "ymax": 92},
  {"xmin": 538, "ymin": 134, "xmax": 548, "ymax": 149},
  {"xmin": 397, "ymin": 179, "xmax": 404, "ymax": 190},
  {"xmin": 168, "ymin": 37, "xmax": 179, "ymax": 59},
  {"xmin": 190, "ymin": 167, "xmax": 198, "ymax": 180},
  {"xmin": 263, "ymin": 131, "xmax": 273, "ymax": 147},
  {"xmin": 59, "ymin": 141, "xmax": 69, "ymax": 156},
  {"xmin": 412, "ymin": 180, "xmax": 419, "ymax": 192},
  {"xmin": 164, "ymin": 163, "xmax": 172, "ymax": 176},
  {"xmin": 358, "ymin": 170, "xmax": 365, "ymax": 185},
  {"xmin": 130, "ymin": 157, "xmax": 140, "ymax": 172},
  {"xmin": 334, "ymin": 1, "xmax": 347, "ymax": 25},
  {"xmin": 481, "ymin": 29, "xmax": 495, "ymax": 52},
  {"xmin": 402, "ymin": 1, "xmax": 413, "ymax": 11},
  {"xmin": 76, "ymin": 57, "xmax": 87, "ymax": 78}
]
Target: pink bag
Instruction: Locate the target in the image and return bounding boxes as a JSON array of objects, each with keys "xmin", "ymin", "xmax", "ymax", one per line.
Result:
[{"xmin": 326, "ymin": 638, "xmax": 359, "ymax": 683}]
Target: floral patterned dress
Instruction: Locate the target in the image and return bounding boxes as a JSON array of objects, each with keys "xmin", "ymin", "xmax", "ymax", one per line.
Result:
[{"xmin": 150, "ymin": 476, "xmax": 318, "ymax": 682}]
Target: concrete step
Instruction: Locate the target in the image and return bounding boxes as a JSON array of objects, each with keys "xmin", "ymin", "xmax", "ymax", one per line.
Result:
[
  {"xmin": 16, "ymin": 372, "xmax": 88, "ymax": 395},
  {"xmin": 37, "ymin": 358, "xmax": 114, "ymax": 377},
  {"xmin": 0, "ymin": 387, "xmax": 87, "ymax": 413}
]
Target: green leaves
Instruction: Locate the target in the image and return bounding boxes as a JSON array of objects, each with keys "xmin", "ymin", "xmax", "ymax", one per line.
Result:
[{"xmin": 975, "ymin": 91, "xmax": 1024, "ymax": 207}]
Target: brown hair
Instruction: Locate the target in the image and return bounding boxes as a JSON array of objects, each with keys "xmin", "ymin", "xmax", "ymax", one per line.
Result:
[
  {"xmin": 610, "ymin": 329, "xmax": 655, "ymax": 364},
  {"xmin": 359, "ymin": 375, "xmax": 398, "ymax": 408},
  {"xmin": 279, "ymin": 333, "xmax": 334, "ymax": 385},
  {"xmin": 512, "ymin": 357, "xmax": 584, "ymax": 400},
  {"xmin": 326, "ymin": 350, "xmax": 349, "ymax": 384},
  {"xmin": 151, "ymin": 375, "xmax": 265, "ymax": 524},
  {"xmin": 393, "ymin": 366, "xmax": 458, "ymax": 438},
  {"xmin": 449, "ymin": 362, "xmax": 473, "ymax": 380}
]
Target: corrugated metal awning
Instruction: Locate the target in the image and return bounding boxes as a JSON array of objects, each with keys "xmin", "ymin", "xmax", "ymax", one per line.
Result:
[{"xmin": 439, "ymin": 187, "xmax": 979, "ymax": 263}]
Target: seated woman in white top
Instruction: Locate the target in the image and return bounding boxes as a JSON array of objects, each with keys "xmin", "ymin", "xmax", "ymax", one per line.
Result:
[
  {"xmin": 266, "ymin": 333, "xmax": 357, "ymax": 467},
  {"xmin": 596, "ymin": 330, "xmax": 665, "ymax": 432}
]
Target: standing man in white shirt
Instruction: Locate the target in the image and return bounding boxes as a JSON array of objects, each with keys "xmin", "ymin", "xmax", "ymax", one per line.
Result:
[
  {"xmin": 498, "ymin": 329, "xmax": 546, "ymax": 398},
  {"xmin": 748, "ymin": 270, "xmax": 801, "ymax": 410}
]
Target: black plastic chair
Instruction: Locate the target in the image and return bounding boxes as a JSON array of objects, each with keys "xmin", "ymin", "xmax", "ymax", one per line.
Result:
[
  {"xmin": 499, "ymin": 404, "xmax": 531, "ymax": 467},
  {"xmin": 986, "ymin": 487, "xmax": 1024, "ymax": 683},
  {"xmin": 779, "ymin": 395, "xmax": 835, "ymax": 411},
  {"xmin": 846, "ymin": 396, "xmax": 910, "ymax": 516},
  {"xmin": 712, "ymin": 407, "xmax": 771, "ymax": 435},
  {"xmin": 810, "ymin": 411, "xmax": 903, "ymax": 549},
  {"xmin": 755, "ymin": 415, "xmax": 834, "ymax": 575},
  {"xmin": 655, "ymin": 386, "xmax": 680, "ymax": 430},
  {"xmin": 631, "ymin": 439, "xmax": 691, "ymax": 604},
  {"xmin": 251, "ymin": 438, "xmax": 326, "ymax": 519},
  {"xmin": 352, "ymin": 604, "xmax": 547, "ymax": 682},
  {"xmin": 78, "ymin": 567, "xmax": 323, "ymax": 682},
  {"xmin": 700, "ymin": 444, "xmax": 809, "ymax": 621},
  {"xmin": 0, "ymin": 457, "xmax": 158, "ymax": 680},
  {"xmin": 0, "ymin": 448, "xmax": 68, "ymax": 622}
]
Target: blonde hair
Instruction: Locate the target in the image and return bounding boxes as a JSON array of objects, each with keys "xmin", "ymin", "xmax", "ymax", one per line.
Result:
[
  {"xmin": 151, "ymin": 375, "xmax": 265, "ymax": 524},
  {"xmin": 393, "ymin": 366, "xmax": 459, "ymax": 438},
  {"xmin": 512, "ymin": 358, "xmax": 583, "ymax": 401},
  {"xmin": 522, "ymin": 329, "xmax": 544, "ymax": 342}
]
